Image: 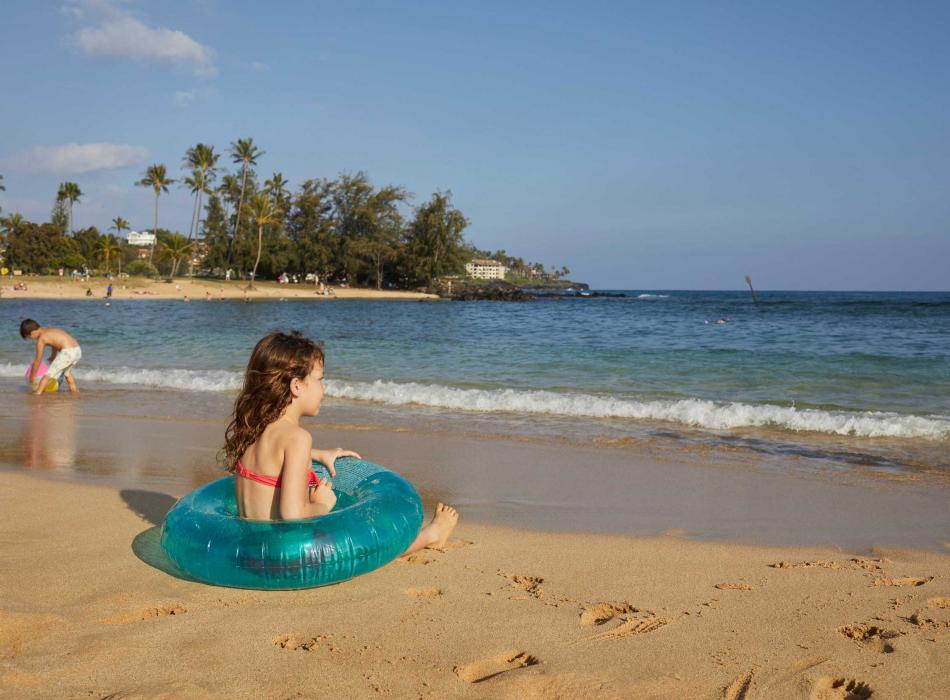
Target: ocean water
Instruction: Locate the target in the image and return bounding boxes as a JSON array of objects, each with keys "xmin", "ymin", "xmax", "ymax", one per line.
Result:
[{"xmin": 2, "ymin": 291, "xmax": 948, "ymax": 470}]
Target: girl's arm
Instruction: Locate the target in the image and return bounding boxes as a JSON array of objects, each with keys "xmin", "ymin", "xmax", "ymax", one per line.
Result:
[
  {"xmin": 278, "ymin": 429, "xmax": 329, "ymax": 520},
  {"xmin": 310, "ymin": 447, "xmax": 361, "ymax": 477}
]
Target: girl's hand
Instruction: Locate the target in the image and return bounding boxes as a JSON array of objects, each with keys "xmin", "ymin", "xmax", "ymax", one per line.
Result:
[{"xmin": 311, "ymin": 448, "xmax": 361, "ymax": 477}]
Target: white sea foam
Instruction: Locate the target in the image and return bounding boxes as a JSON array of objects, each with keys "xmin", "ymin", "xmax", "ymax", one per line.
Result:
[
  {"xmin": 326, "ymin": 379, "xmax": 949, "ymax": 440},
  {"xmin": 637, "ymin": 293, "xmax": 670, "ymax": 299},
  {"xmin": 0, "ymin": 362, "xmax": 243, "ymax": 392},
  {"xmin": 1, "ymin": 363, "xmax": 946, "ymax": 440}
]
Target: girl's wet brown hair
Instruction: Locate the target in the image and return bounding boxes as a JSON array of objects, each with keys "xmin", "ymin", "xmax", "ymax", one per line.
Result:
[{"xmin": 223, "ymin": 331, "xmax": 325, "ymax": 470}]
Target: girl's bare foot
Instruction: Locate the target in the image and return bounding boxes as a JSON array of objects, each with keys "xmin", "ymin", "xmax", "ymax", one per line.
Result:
[
  {"xmin": 426, "ymin": 503, "xmax": 459, "ymax": 550},
  {"xmin": 402, "ymin": 503, "xmax": 460, "ymax": 556}
]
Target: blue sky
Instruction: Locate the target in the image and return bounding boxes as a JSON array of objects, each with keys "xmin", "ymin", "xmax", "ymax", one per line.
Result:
[{"xmin": 1, "ymin": 1, "xmax": 948, "ymax": 290}]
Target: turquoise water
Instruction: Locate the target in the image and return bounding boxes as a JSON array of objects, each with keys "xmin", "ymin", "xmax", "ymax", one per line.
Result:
[{"xmin": 2, "ymin": 291, "xmax": 949, "ymax": 447}]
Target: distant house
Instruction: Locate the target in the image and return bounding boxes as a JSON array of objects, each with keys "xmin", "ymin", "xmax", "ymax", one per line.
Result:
[
  {"xmin": 465, "ymin": 259, "xmax": 508, "ymax": 280},
  {"xmin": 127, "ymin": 230, "xmax": 156, "ymax": 246},
  {"xmin": 126, "ymin": 230, "xmax": 156, "ymax": 259}
]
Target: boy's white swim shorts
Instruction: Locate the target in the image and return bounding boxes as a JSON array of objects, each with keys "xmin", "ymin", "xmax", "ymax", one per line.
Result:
[{"xmin": 47, "ymin": 346, "xmax": 82, "ymax": 378}]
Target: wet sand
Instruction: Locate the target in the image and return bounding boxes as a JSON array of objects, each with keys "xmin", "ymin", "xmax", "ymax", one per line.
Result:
[{"xmin": 1, "ymin": 388, "xmax": 948, "ymax": 550}]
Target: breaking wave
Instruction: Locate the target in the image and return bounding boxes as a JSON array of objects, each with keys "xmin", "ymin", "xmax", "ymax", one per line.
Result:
[{"xmin": 1, "ymin": 363, "xmax": 946, "ymax": 440}]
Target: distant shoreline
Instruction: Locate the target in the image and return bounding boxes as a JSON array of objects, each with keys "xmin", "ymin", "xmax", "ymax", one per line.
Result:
[{"xmin": 0, "ymin": 276, "xmax": 437, "ymax": 301}]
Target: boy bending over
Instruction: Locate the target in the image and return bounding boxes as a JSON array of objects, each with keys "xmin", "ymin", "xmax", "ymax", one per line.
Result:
[{"xmin": 20, "ymin": 319, "xmax": 82, "ymax": 395}]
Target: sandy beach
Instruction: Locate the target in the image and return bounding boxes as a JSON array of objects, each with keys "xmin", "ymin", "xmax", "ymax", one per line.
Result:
[
  {"xmin": 1, "ymin": 390, "xmax": 948, "ymax": 699},
  {"xmin": 0, "ymin": 276, "xmax": 437, "ymax": 301},
  {"xmin": 1, "ymin": 468, "xmax": 948, "ymax": 699}
]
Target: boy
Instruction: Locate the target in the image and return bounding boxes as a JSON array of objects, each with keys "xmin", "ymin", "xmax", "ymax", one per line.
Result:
[{"xmin": 20, "ymin": 319, "xmax": 82, "ymax": 394}]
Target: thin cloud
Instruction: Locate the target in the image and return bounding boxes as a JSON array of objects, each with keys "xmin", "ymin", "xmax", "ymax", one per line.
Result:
[
  {"xmin": 67, "ymin": 1, "xmax": 217, "ymax": 76},
  {"xmin": 0, "ymin": 143, "xmax": 150, "ymax": 175},
  {"xmin": 174, "ymin": 90, "xmax": 195, "ymax": 107}
]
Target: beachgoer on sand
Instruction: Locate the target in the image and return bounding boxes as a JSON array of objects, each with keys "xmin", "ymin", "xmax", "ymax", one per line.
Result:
[
  {"xmin": 20, "ymin": 319, "xmax": 82, "ymax": 395},
  {"xmin": 223, "ymin": 331, "xmax": 458, "ymax": 551}
]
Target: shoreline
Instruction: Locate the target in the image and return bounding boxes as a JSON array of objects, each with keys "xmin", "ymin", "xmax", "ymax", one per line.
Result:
[
  {"xmin": 0, "ymin": 276, "xmax": 438, "ymax": 301},
  {"xmin": 1, "ymin": 469, "xmax": 948, "ymax": 698},
  {"xmin": 1, "ymin": 390, "xmax": 947, "ymax": 552}
]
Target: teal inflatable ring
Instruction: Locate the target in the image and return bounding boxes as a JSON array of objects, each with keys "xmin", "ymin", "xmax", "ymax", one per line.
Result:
[{"xmin": 160, "ymin": 458, "xmax": 423, "ymax": 589}]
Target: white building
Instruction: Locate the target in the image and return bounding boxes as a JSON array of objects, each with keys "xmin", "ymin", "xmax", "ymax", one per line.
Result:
[
  {"xmin": 465, "ymin": 259, "xmax": 508, "ymax": 280},
  {"xmin": 127, "ymin": 230, "xmax": 156, "ymax": 246}
]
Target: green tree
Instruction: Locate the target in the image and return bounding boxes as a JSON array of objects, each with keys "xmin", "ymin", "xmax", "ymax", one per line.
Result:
[
  {"xmin": 96, "ymin": 234, "xmax": 123, "ymax": 274},
  {"xmin": 349, "ymin": 184, "xmax": 407, "ymax": 289},
  {"xmin": 287, "ymin": 178, "xmax": 334, "ymax": 279},
  {"xmin": 244, "ymin": 191, "xmax": 278, "ymax": 288},
  {"xmin": 229, "ymin": 138, "xmax": 265, "ymax": 265},
  {"xmin": 201, "ymin": 194, "xmax": 230, "ymax": 272},
  {"xmin": 50, "ymin": 195, "xmax": 69, "ymax": 234},
  {"xmin": 158, "ymin": 232, "xmax": 193, "ymax": 278},
  {"xmin": 264, "ymin": 171, "xmax": 290, "ymax": 212},
  {"xmin": 57, "ymin": 181, "xmax": 82, "ymax": 234},
  {"xmin": 1, "ymin": 212, "xmax": 25, "ymax": 235},
  {"xmin": 136, "ymin": 164, "xmax": 175, "ymax": 271},
  {"xmin": 72, "ymin": 227, "xmax": 101, "ymax": 266},
  {"xmin": 183, "ymin": 143, "xmax": 219, "ymax": 241},
  {"xmin": 3, "ymin": 221, "xmax": 79, "ymax": 272},
  {"xmin": 110, "ymin": 216, "xmax": 130, "ymax": 238},
  {"xmin": 403, "ymin": 191, "xmax": 468, "ymax": 286}
]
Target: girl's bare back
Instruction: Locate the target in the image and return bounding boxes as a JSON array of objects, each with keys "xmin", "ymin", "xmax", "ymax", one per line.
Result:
[{"xmin": 235, "ymin": 420, "xmax": 295, "ymax": 520}]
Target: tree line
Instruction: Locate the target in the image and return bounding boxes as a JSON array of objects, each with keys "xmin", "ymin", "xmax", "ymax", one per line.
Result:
[{"xmin": 0, "ymin": 139, "xmax": 481, "ymax": 289}]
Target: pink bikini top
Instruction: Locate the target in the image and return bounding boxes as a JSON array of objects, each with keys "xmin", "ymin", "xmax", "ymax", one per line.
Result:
[{"xmin": 234, "ymin": 459, "xmax": 319, "ymax": 489}]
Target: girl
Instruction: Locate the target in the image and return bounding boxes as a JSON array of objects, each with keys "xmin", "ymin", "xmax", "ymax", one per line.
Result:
[{"xmin": 223, "ymin": 330, "xmax": 458, "ymax": 553}]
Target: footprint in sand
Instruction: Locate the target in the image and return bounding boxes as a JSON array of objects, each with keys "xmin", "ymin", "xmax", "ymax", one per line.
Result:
[
  {"xmin": 715, "ymin": 582, "xmax": 754, "ymax": 591},
  {"xmin": 454, "ymin": 650, "xmax": 539, "ymax": 683},
  {"xmin": 579, "ymin": 602, "xmax": 639, "ymax": 626},
  {"xmin": 406, "ymin": 587, "xmax": 443, "ymax": 599},
  {"xmin": 432, "ymin": 538, "xmax": 473, "ymax": 553},
  {"xmin": 400, "ymin": 552, "xmax": 435, "ymax": 565},
  {"xmin": 503, "ymin": 574, "xmax": 545, "ymax": 600},
  {"xmin": 579, "ymin": 615, "xmax": 672, "ymax": 643},
  {"xmin": 723, "ymin": 670, "xmax": 754, "ymax": 700},
  {"xmin": 836, "ymin": 624, "xmax": 901, "ymax": 654},
  {"xmin": 906, "ymin": 608, "xmax": 950, "ymax": 630},
  {"xmin": 100, "ymin": 604, "xmax": 185, "ymax": 625},
  {"xmin": 810, "ymin": 677, "xmax": 873, "ymax": 700},
  {"xmin": 273, "ymin": 634, "xmax": 333, "ymax": 652},
  {"xmin": 872, "ymin": 576, "xmax": 933, "ymax": 588}
]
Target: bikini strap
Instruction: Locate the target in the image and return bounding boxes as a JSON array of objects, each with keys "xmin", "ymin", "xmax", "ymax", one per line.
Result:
[
  {"xmin": 234, "ymin": 459, "xmax": 282, "ymax": 488},
  {"xmin": 234, "ymin": 460, "xmax": 319, "ymax": 488}
]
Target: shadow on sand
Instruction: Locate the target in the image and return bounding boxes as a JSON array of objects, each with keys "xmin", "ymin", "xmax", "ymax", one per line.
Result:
[{"xmin": 121, "ymin": 489, "xmax": 201, "ymax": 584}]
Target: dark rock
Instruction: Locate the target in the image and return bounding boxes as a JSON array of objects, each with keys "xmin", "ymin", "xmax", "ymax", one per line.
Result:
[{"xmin": 432, "ymin": 279, "xmax": 536, "ymax": 302}]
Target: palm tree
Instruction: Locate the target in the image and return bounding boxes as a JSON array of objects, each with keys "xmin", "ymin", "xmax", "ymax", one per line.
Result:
[
  {"xmin": 110, "ymin": 216, "xmax": 129, "ymax": 238},
  {"xmin": 183, "ymin": 143, "xmax": 219, "ymax": 241},
  {"xmin": 159, "ymin": 232, "xmax": 193, "ymax": 278},
  {"xmin": 57, "ymin": 181, "xmax": 82, "ymax": 234},
  {"xmin": 264, "ymin": 171, "xmax": 290, "ymax": 211},
  {"xmin": 229, "ymin": 137, "xmax": 265, "ymax": 263},
  {"xmin": 1, "ymin": 212, "xmax": 24, "ymax": 234},
  {"xmin": 96, "ymin": 234, "xmax": 123, "ymax": 274},
  {"xmin": 244, "ymin": 191, "xmax": 278, "ymax": 289},
  {"xmin": 182, "ymin": 168, "xmax": 210, "ymax": 240},
  {"xmin": 109, "ymin": 217, "xmax": 130, "ymax": 275},
  {"xmin": 135, "ymin": 164, "xmax": 175, "ymax": 271},
  {"xmin": 217, "ymin": 173, "xmax": 241, "ymax": 265}
]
